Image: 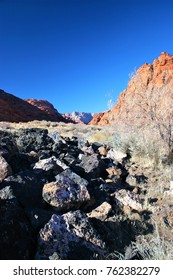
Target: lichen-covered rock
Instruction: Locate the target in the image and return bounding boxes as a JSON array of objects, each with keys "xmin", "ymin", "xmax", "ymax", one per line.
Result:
[
  {"xmin": 35, "ymin": 210, "xmax": 106, "ymax": 259},
  {"xmin": 87, "ymin": 202, "xmax": 112, "ymax": 221},
  {"xmin": 0, "ymin": 155, "xmax": 12, "ymax": 182},
  {"xmin": 14, "ymin": 128, "xmax": 53, "ymax": 153},
  {"xmin": 55, "ymin": 168, "xmax": 88, "ymax": 188},
  {"xmin": 33, "ymin": 156, "xmax": 65, "ymax": 177},
  {"xmin": 81, "ymin": 145, "xmax": 95, "ymax": 155},
  {"xmin": 0, "ymin": 130, "xmax": 18, "ymax": 162},
  {"xmin": 42, "ymin": 174, "xmax": 90, "ymax": 212},
  {"xmin": 113, "ymin": 189, "xmax": 143, "ymax": 211},
  {"xmin": 79, "ymin": 154, "xmax": 108, "ymax": 180}
]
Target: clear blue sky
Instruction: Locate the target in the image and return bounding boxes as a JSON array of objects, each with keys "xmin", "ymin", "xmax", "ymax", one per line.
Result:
[{"xmin": 0, "ymin": 0, "xmax": 173, "ymax": 113}]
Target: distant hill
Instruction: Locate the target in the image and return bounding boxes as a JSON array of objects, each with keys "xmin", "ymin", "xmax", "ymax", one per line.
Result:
[
  {"xmin": 89, "ymin": 52, "xmax": 173, "ymax": 126},
  {"xmin": 0, "ymin": 90, "xmax": 66, "ymax": 122},
  {"xmin": 63, "ymin": 112, "xmax": 95, "ymax": 124}
]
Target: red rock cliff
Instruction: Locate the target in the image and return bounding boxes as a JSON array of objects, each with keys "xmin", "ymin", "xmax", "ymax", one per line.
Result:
[
  {"xmin": 0, "ymin": 90, "xmax": 66, "ymax": 122},
  {"xmin": 25, "ymin": 99, "xmax": 65, "ymax": 122},
  {"xmin": 89, "ymin": 52, "xmax": 173, "ymax": 126}
]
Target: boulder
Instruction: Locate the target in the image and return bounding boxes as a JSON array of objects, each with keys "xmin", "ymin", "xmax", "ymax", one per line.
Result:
[
  {"xmin": 55, "ymin": 168, "xmax": 88, "ymax": 188},
  {"xmin": 78, "ymin": 154, "xmax": 108, "ymax": 180},
  {"xmin": 81, "ymin": 146, "xmax": 95, "ymax": 155},
  {"xmin": 36, "ymin": 210, "xmax": 106, "ymax": 259},
  {"xmin": 0, "ymin": 130, "xmax": 18, "ymax": 161},
  {"xmin": 106, "ymin": 166, "xmax": 122, "ymax": 177},
  {"xmin": 48, "ymin": 131, "xmax": 67, "ymax": 153},
  {"xmin": 43, "ymin": 174, "xmax": 90, "ymax": 212},
  {"xmin": 126, "ymin": 174, "xmax": 138, "ymax": 186},
  {"xmin": 87, "ymin": 202, "xmax": 112, "ymax": 221},
  {"xmin": 107, "ymin": 149, "xmax": 127, "ymax": 163},
  {"xmin": 14, "ymin": 128, "xmax": 53, "ymax": 153},
  {"xmin": 3, "ymin": 170, "xmax": 46, "ymax": 208},
  {"xmin": 113, "ymin": 189, "xmax": 143, "ymax": 211},
  {"xmin": 33, "ymin": 156, "xmax": 64, "ymax": 176}
]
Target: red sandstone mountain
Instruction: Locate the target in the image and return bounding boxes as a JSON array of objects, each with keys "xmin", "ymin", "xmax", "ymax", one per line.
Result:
[
  {"xmin": 25, "ymin": 99, "xmax": 65, "ymax": 122},
  {"xmin": 0, "ymin": 90, "xmax": 66, "ymax": 122},
  {"xmin": 89, "ymin": 52, "xmax": 173, "ymax": 126}
]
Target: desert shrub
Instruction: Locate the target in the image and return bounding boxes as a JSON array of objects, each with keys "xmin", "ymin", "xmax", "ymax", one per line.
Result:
[
  {"xmin": 127, "ymin": 70, "xmax": 173, "ymax": 162},
  {"xmin": 106, "ymin": 227, "xmax": 173, "ymax": 260},
  {"xmin": 111, "ymin": 126, "xmax": 166, "ymax": 168},
  {"xmin": 88, "ymin": 131, "xmax": 113, "ymax": 145},
  {"xmin": 129, "ymin": 223, "xmax": 173, "ymax": 260}
]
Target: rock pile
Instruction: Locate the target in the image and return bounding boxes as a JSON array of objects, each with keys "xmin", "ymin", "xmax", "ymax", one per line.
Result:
[{"xmin": 0, "ymin": 128, "xmax": 152, "ymax": 260}]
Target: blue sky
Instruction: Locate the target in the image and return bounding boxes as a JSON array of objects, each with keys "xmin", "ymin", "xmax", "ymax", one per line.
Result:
[{"xmin": 0, "ymin": 0, "xmax": 173, "ymax": 113}]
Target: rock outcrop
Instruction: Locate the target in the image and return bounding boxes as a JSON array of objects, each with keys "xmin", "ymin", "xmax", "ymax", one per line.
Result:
[
  {"xmin": 89, "ymin": 52, "xmax": 173, "ymax": 125},
  {"xmin": 0, "ymin": 90, "xmax": 67, "ymax": 122}
]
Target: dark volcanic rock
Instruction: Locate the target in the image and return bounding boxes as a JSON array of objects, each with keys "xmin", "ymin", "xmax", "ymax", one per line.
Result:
[
  {"xmin": 36, "ymin": 210, "xmax": 106, "ymax": 260},
  {"xmin": 0, "ymin": 126, "xmax": 154, "ymax": 260},
  {"xmin": 14, "ymin": 128, "xmax": 53, "ymax": 153},
  {"xmin": 0, "ymin": 130, "xmax": 18, "ymax": 161},
  {"xmin": 78, "ymin": 154, "xmax": 108, "ymax": 180},
  {"xmin": 42, "ymin": 174, "xmax": 90, "ymax": 212},
  {"xmin": 25, "ymin": 207, "xmax": 54, "ymax": 232},
  {"xmin": 33, "ymin": 156, "xmax": 64, "ymax": 177},
  {"xmin": 2, "ymin": 170, "xmax": 46, "ymax": 208},
  {"xmin": 0, "ymin": 195, "xmax": 34, "ymax": 259}
]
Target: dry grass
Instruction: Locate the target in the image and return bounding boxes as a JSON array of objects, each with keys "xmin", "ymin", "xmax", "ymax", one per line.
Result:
[
  {"xmin": 1, "ymin": 121, "xmax": 171, "ymax": 168},
  {"xmin": 105, "ymin": 223, "xmax": 173, "ymax": 260}
]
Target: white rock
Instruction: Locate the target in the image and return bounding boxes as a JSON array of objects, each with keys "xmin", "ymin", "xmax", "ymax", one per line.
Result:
[
  {"xmin": 107, "ymin": 149, "xmax": 127, "ymax": 162},
  {"xmin": 0, "ymin": 155, "xmax": 12, "ymax": 182},
  {"xmin": 114, "ymin": 189, "xmax": 143, "ymax": 211}
]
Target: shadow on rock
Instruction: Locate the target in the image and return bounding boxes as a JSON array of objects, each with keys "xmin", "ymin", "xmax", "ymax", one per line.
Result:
[
  {"xmin": 89, "ymin": 217, "xmax": 154, "ymax": 257},
  {"xmin": 35, "ymin": 210, "xmax": 107, "ymax": 260}
]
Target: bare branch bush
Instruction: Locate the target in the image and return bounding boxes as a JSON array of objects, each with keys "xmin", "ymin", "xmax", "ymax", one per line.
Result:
[{"xmin": 126, "ymin": 69, "xmax": 173, "ymax": 163}]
